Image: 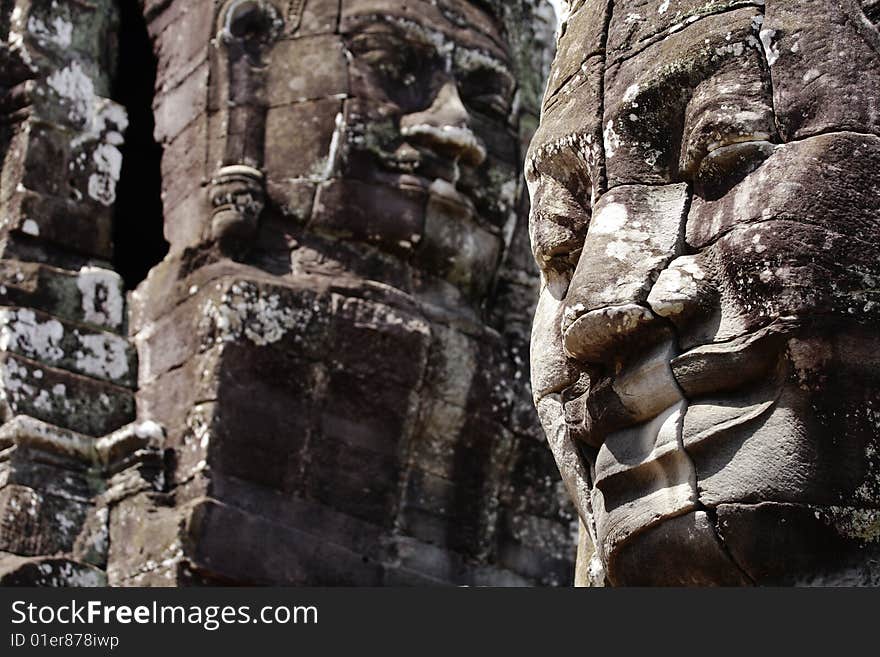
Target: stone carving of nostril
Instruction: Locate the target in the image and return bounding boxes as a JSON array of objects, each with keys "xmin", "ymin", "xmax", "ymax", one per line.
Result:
[{"xmin": 563, "ymin": 303, "xmax": 657, "ymax": 363}]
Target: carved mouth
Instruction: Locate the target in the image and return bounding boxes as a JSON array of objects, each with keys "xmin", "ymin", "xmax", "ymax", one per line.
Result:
[
  {"xmin": 382, "ymin": 133, "xmax": 486, "ymax": 186},
  {"xmin": 400, "ymin": 124, "xmax": 487, "ymax": 166},
  {"xmin": 564, "ymin": 340, "xmax": 683, "ymax": 447},
  {"xmin": 378, "ymin": 150, "xmax": 482, "ymax": 228},
  {"xmin": 565, "ymin": 319, "xmax": 793, "ymax": 446},
  {"xmin": 558, "ymin": 320, "xmax": 795, "ymax": 544}
]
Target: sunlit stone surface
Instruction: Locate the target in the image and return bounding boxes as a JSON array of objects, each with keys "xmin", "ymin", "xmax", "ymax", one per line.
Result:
[{"xmin": 529, "ymin": 0, "xmax": 880, "ymax": 586}]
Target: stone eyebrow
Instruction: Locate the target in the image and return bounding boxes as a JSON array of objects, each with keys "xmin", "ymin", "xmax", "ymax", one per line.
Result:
[
  {"xmin": 344, "ymin": 14, "xmax": 449, "ymax": 50},
  {"xmin": 453, "ymin": 46, "xmax": 513, "ymax": 77}
]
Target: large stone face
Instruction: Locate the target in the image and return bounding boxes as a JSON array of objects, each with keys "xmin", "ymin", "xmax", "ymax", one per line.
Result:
[
  {"xmin": 116, "ymin": 0, "xmax": 571, "ymax": 587},
  {"xmin": 529, "ymin": 0, "xmax": 880, "ymax": 585},
  {"xmin": 0, "ymin": 0, "xmax": 574, "ymax": 586}
]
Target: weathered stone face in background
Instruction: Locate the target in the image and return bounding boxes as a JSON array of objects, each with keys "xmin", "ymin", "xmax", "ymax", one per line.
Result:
[
  {"xmin": 328, "ymin": 3, "xmax": 515, "ymax": 302},
  {"xmin": 529, "ymin": 0, "xmax": 880, "ymax": 585},
  {"xmin": 108, "ymin": 0, "xmax": 574, "ymax": 586}
]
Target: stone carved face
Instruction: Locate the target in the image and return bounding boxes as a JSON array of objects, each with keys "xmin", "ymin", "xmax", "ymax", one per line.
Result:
[
  {"xmin": 203, "ymin": 0, "xmax": 522, "ymax": 304},
  {"xmin": 529, "ymin": 0, "xmax": 880, "ymax": 585},
  {"xmin": 324, "ymin": 0, "xmax": 519, "ymax": 301}
]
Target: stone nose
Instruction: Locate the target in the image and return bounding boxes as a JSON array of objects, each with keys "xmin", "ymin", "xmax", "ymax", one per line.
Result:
[
  {"xmin": 561, "ymin": 184, "xmax": 691, "ymax": 367},
  {"xmin": 400, "ymin": 80, "xmax": 487, "ymax": 166},
  {"xmin": 563, "ymin": 303, "xmax": 659, "ymax": 364}
]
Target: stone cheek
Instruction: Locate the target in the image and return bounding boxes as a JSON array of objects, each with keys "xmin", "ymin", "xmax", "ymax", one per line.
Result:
[{"xmin": 686, "ymin": 133, "xmax": 880, "ymax": 338}]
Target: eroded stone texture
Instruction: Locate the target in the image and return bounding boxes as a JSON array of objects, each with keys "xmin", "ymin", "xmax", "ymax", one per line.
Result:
[
  {"xmin": 100, "ymin": 0, "xmax": 575, "ymax": 587},
  {"xmin": 529, "ymin": 0, "xmax": 880, "ymax": 585},
  {"xmin": 0, "ymin": 0, "xmax": 152, "ymax": 585}
]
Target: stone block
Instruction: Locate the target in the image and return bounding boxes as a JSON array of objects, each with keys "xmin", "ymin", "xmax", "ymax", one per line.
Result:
[
  {"xmin": 0, "ymin": 306, "xmax": 136, "ymax": 387},
  {"xmin": 0, "ymin": 553, "xmax": 106, "ymax": 586},
  {"xmin": 0, "ymin": 484, "xmax": 89, "ymax": 556},
  {"xmin": 267, "ymin": 35, "xmax": 349, "ymax": 106},
  {"xmin": 153, "ymin": 61, "xmax": 208, "ymax": 145},
  {"xmin": 0, "ymin": 353, "xmax": 134, "ymax": 436},
  {"xmin": 0, "ymin": 261, "xmax": 126, "ymax": 332},
  {"xmin": 264, "ymin": 97, "xmax": 344, "ymax": 181}
]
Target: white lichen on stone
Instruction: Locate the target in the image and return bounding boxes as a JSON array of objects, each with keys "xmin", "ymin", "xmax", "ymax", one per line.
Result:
[
  {"xmin": 0, "ymin": 357, "xmax": 64, "ymax": 414},
  {"xmin": 454, "ymin": 46, "xmax": 512, "ymax": 81},
  {"xmin": 74, "ymin": 332, "xmax": 130, "ymax": 382},
  {"xmin": 134, "ymin": 420, "xmax": 164, "ymax": 441},
  {"xmin": 88, "ymin": 142, "xmax": 124, "ymax": 206},
  {"xmin": 590, "ymin": 202, "xmax": 628, "ymax": 235},
  {"xmin": 604, "ymin": 120, "xmax": 621, "ymax": 158},
  {"xmin": 45, "ymin": 59, "xmax": 127, "ymax": 205},
  {"xmin": 200, "ymin": 283, "xmax": 308, "ymax": 347},
  {"xmin": 758, "ymin": 26, "xmax": 780, "ymax": 66},
  {"xmin": 310, "ymin": 111, "xmax": 345, "ymax": 181},
  {"xmin": 647, "ymin": 256, "xmax": 707, "ymax": 318},
  {"xmin": 27, "ymin": 14, "xmax": 73, "ymax": 48},
  {"xmin": 0, "ymin": 308, "xmax": 65, "ymax": 361},
  {"xmin": 820, "ymin": 507, "xmax": 880, "ymax": 543},
  {"xmin": 76, "ymin": 267, "xmax": 125, "ymax": 330},
  {"xmin": 46, "ymin": 61, "xmax": 96, "ymax": 125}
]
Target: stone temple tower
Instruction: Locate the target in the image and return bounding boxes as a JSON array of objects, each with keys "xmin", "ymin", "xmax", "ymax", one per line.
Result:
[{"xmin": 0, "ymin": 0, "xmax": 575, "ymax": 586}]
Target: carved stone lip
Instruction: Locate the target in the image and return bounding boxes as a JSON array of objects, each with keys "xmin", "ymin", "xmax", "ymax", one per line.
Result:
[
  {"xmin": 565, "ymin": 320, "xmax": 797, "ymax": 450},
  {"xmin": 566, "ymin": 339, "xmax": 682, "ymax": 450},
  {"xmin": 380, "ymin": 169, "xmax": 481, "ymax": 218},
  {"xmin": 426, "ymin": 177, "xmax": 476, "ymax": 214},
  {"xmin": 670, "ymin": 318, "xmax": 796, "ymax": 400},
  {"xmin": 386, "ymin": 143, "xmax": 469, "ymax": 187}
]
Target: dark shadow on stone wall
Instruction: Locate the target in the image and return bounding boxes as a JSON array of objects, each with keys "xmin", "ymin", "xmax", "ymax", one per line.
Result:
[{"xmin": 111, "ymin": 0, "xmax": 167, "ymax": 290}]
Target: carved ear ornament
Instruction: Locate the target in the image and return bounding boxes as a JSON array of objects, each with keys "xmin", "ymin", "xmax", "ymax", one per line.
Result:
[
  {"xmin": 209, "ymin": 165, "xmax": 266, "ymax": 243},
  {"xmin": 285, "ymin": 0, "xmax": 306, "ymax": 34}
]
